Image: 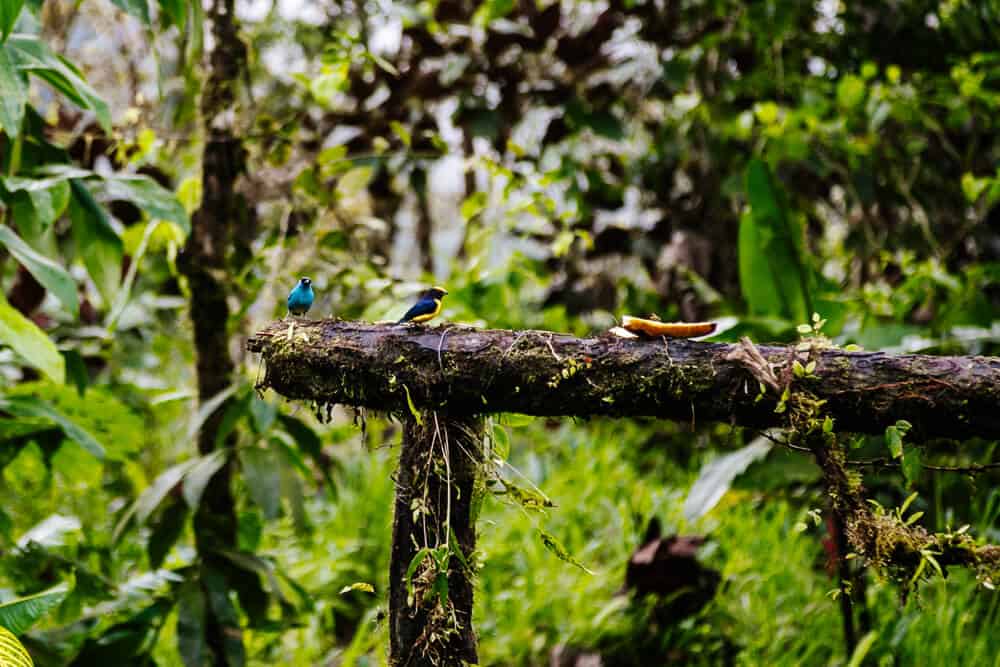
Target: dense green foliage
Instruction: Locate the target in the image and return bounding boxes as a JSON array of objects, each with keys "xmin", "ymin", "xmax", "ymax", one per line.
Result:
[{"xmin": 1, "ymin": 0, "xmax": 999, "ymax": 665}]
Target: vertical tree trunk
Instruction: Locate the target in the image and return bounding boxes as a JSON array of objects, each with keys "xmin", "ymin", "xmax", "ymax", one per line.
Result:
[
  {"xmin": 412, "ymin": 168, "xmax": 435, "ymax": 276},
  {"xmin": 178, "ymin": 0, "xmax": 248, "ymax": 664},
  {"xmin": 389, "ymin": 414, "xmax": 482, "ymax": 666}
]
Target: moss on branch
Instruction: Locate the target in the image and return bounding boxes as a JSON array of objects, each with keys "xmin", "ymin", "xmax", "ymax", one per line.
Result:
[{"xmin": 248, "ymin": 320, "xmax": 1000, "ymax": 441}]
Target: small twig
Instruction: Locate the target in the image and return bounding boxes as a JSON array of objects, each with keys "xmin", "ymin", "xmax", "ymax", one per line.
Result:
[
  {"xmin": 848, "ymin": 457, "xmax": 1000, "ymax": 474},
  {"xmin": 757, "ymin": 429, "xmax": 812, "ymax": 454},
  {"xmin": 544, "ymin": 334, "xmax": 562, "ymax": 362},
  {"xmin": 437, "ymin": 328, "xmax": 451, "ymax": 374}
]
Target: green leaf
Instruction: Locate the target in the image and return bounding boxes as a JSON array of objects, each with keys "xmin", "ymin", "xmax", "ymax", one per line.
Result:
[
  {"xmin": 6, "ymin": 381, "xmax": 143, "ymax": 458},
  {"xmin": 845, "ymin": 631, "xmax": 878, "ymax": 667},
  {"xmin": 309, "ymin": 61, "xmax": 349, "ymax": 106},
  {"xmin": 16, "ymin": 513, "xmax": 80, "ymax": 547},
  {"xmin": 158, "ymin": 0, "xmax": 186, "ymax": 29},
  {"xmin": 0, "ymin": 583, "xmax": 68, "ymax": 635},
  {"xmin": 902, "ymin": 447, "xmax": 922, "ymax": 487},
  {"xmin": 961, "ymin": 173, "xmax": 990, "ymax": 203},
  {"xmin": 402, "ymin": 385, "xmax": 423, "ymax": 426},
  {"xmin": 0, "ymin": 395, "xmax": 105, "ymax": 459},
  {"xmin": 7, "ymin": 35, "xmax": 110, "ymax": 131},
  {"xmin": 2, "ymin": 175, "xmax": 71, "ymax": 238},
  {"xmin": 111, "ymin": 0, "xmax": 150, "ymax": 24},
  {"xmin": 146, "ymin": 498, "xmax": 187, "ymax": 569},
  {"xmin": 240, "ymin": 445, "xmax": 282, "ymax": 519},
  {"xmin": 0, "ymin": 0, "xmax": 23, "ymax": 41},
  {"xmin": 490, "ymin": 422, "xmax": 510, "ymax": 460},
  {"xmin": 460, "ymin": 191, "xmax": 487, "ymax": 221},
  {"xmin": 339, "ymin": 582, "xmax": 375, "ymax": 595},
  {"xmin": 176, "ymin": 579, "xmax": 206, "ymax": 667},
  {"xmin": 0, "ymin": 627, "xmax": 31, "ymax": 667},
  {"xmin": 389, "ymin": 120, "xmax": 411, "ymax": 147},
  {"xmin": 69, "ymin": 179, "xmax": 122, "ymax": 306},
  {"xmin": 113, "ymin": 458, "xmax": 199, "ymax": 541},
  {"xmin": 683, "ymin": 436, "xmax": 773, "ymax": 521},
  {"xmin": 202, "ymin": 566, "xmax": 245, "ymax": 667},
  {"xmin": 277, "ymin": 415, "xmax": 336, "ymax": 494},
  {"xmin": 740, "ymin": 159, "xmax": 810, "ymax": 322},
  {"xmin": 182, "ymin": 449, "xmax": 227, "ymax": 509},
  {"xmin": 0, "ymin": 296, "xmax": 63, "ymax": 380},
  {"xmin": 405, "ymin": 548, "xmax": 431, "ymax": 605},
  {"xmin": 100, "ymin": 175, "xmax": 190, "ymax": 235},
  {"xmin": 474, "ymin": 0, "xmax": 515, "ymax": 24},
  {"xmin": 0, "ymin": 225, "xmax": 77, "ymax": 318},
  {"xmin": 335, "ymin": 166, "xmax": 374, "ymax": 199},
  {"xmin": 885, "ymin": 425, "xmax": 903, "ymax": 458},
  {"xmin": 0, "ymin": 43, "xmax": 26, "ymax": 135},
  {"xmin": 837, "ymin": 74, "xmax": 866, "ymax": 109},
  {"xmin": 539, "ymin": 528, "xmax": 594, "ymax": 574}
]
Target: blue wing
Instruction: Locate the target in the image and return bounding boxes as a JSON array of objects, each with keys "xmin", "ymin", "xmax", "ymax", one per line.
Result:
[{"xmin": 398, "ymin": 298, "xmax": 437, "ymax": 323}]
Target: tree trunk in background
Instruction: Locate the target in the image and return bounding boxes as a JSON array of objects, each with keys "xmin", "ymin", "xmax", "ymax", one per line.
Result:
[
  {"xmin": 389, "ymin": 414, "xmax": 482, "ymax": 666},
  {"xmin": 413, "ymin": 167, "xmax": 435, "ymax": 276},
  {"xmin": 178, "ymin": 0, "xmax": 248, "ymax": 664}
]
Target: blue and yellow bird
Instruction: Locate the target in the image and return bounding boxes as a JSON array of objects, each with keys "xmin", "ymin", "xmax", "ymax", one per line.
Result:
[
  {"xmin": 287, "ymin": 277, "xmax": 314, "ymax": 317},
  {"xmin": 397, "ymin": 286, "xmax": 448, "ymax": 324}
]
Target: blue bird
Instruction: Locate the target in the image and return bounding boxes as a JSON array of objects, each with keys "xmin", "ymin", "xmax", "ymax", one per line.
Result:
[
  {"xmin": 287, "ymin": 277, "xmax": 314, "ymax": 317},
  {"xmin": 397, "ymin": 286, "xmax": 448, "ymax": 324}
]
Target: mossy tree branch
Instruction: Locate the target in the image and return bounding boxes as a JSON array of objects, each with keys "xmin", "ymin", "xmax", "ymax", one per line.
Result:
[{"xmin": 248, "ymin": 320, "xmax": 1000, "ymax": 441}]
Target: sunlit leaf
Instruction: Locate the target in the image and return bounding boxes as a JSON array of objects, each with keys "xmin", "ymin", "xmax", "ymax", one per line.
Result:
[
  {"xmin": 7, "ymin": 35, "xmax": 110, "ymax": 131},
  {"xmin": 182, "ymin": 449, "xmax": 228, "ymax": 509},
  {"xmin": 0, "ymin": 295, "xmax": 63, "ymax": 382},
  {"xmin": 684, "ymin": 436, "xmax": 773, "ymax": 521},
  {"xmin": 837, "ymin": 74, "xmax": 866, "ymax": 109},
  {"xmin": 113, "ymin": 458, "xmax": 199, "ymax": 541},
  {"xmin": 336, "ymin": 166, "xmax": 374, "ymax": 199},
  {"xmin": 16, "ymin": 514, "xmax": 80, "ymax": 548},
  {"xmin": 0, "ymin": 225, "xmax": 77, "ymax": 318},
  {"xmin": 100, "ymin": 174, "xmax": 190, "ymax": 235},
  {"xmin": 6, "ymin": 381, "xmax": 143, "ymax": 458},
  {"xmin": 0, "ymin": 583, "xmax": 68, "ymax": 635},
  {"xmin": 339, "ymin": 582, "xmax": 375, "ymax": 595},
  {"xmin": 0, "ymin": 394, "xmax": 105, "ymax": 459},
  {"xmin": 0, "ymin": 42, "xmax": 26, "ymax": 134}
]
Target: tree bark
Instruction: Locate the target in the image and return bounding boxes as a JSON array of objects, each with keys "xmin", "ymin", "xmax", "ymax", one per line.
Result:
[
  {"xmin": 178, "ymin": 0, "xmax": 248, "ymax": 664},
  {"xmin": 247, "ymin": 320, "xmax": 1000, "ymax": 441},
  {"xmin": 389, "ymin": 414, "xmax": 481, "ymax": 666}
]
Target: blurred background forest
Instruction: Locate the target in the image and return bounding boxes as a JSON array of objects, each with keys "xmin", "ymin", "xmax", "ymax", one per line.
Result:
[{"xmin": 1, "ymin": 0, "xmax": 999, "ymax": 665}]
